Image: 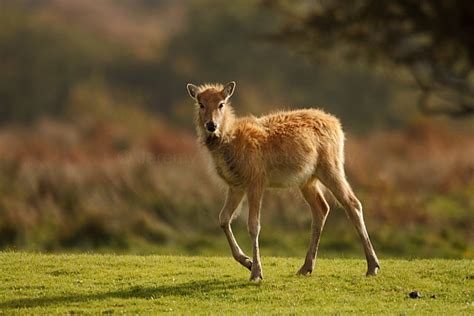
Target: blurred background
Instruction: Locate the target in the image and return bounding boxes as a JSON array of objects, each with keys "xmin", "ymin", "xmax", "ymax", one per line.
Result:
[{"xmin": 0, "ymin": 0, "xmax": 472, "ymax": 258}]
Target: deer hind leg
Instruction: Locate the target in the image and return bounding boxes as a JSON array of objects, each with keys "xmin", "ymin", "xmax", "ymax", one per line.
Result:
[
  {"xmin": 219, "ymin": 187, "xmax": 252, "ymax": 271},
  {"xmin": 297, "ymin": 180, "xmax": 330, "ymax": 276},
  {"xmin": 317, "ymin": 164, "xmax": 380, "ymax": 276}
]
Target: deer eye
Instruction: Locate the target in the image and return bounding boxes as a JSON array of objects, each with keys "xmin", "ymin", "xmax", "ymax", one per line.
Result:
[
  {"xmin": 218, "ymin": 102, "xmax": 224, "ymax": 109},
  {"xmin": 199, "ymin": 103, "xmax": 204, "ymax": 109}
]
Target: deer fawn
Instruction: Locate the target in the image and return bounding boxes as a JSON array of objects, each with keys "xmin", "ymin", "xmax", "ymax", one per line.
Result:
[{"xmin": 186, "ymin": 81, "xmax": 380, "ymax": 281}]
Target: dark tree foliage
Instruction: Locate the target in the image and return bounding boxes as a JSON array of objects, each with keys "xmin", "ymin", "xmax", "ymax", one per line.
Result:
[{"xmin": 265, "ymin": 0, "xmax": 474, "ymax": 117}]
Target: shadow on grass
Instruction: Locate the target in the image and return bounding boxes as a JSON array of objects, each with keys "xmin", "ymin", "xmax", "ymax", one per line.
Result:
[{"xmin": 0, "ymin": 278, "xmax": 256, "ymax": 309}]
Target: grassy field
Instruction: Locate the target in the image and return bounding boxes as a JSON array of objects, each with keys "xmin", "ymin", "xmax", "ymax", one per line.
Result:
[{"xmin": 0, "ymin": 253, "xmax": 472, "ymax": 314}]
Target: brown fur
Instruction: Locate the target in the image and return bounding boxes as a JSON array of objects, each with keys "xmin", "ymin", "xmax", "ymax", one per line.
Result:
[{"xmin": 187, "ymin": 82, "xmax": 380, "ymax": 281}]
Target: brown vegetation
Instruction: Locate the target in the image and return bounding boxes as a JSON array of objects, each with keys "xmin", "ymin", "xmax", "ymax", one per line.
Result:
[
  {"xmin": 0, "ymin": 103, "xmax": 472, "ymax": 258},
  {"xmin": 0, "ymin": 0, "xmax": 472, "ymax": 259}
]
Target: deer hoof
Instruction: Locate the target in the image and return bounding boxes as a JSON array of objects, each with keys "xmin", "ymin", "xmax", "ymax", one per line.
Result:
[
  {"xmin": 296, "ymin": 265, "xmax": 313, "ymax": 276},
  {"xmin": 241, "ymin": 256, "xmax": 253, "ymax": 271},
  {"xmin": 249, "ymin": 273, "xmax": 263, "ymax": 282},
  {"xmin": 249, "ymin": 266, "xmax": 263, "ymax": 282},
  {"xmin": 366, "ymin": 264, "xmax": 380, "ymax": 276}
]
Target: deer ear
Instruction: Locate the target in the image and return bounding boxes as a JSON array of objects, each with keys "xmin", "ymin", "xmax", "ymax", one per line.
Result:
[
  {"xmin": 222, "ymin": 81, "xmax": 236, "ymax": 99},
  {"xmin": 187, "ymin": 83, "xmax": 199, "ymax": 99}
]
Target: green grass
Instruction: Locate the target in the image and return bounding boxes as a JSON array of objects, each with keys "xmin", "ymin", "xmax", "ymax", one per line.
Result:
[{"xmin": 0, "ymin": 253, "xmax": 472, "ymax": 314}]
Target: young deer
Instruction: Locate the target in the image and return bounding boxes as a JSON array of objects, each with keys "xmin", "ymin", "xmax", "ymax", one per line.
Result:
[{"xmin": 186, "ymin": 81, "xmax": 380, "ymax": 281}]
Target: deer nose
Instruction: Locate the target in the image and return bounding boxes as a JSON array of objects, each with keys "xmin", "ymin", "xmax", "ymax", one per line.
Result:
[{"xmin": 206, "ymin": 122, "xmax": 217, "ymax": 132}]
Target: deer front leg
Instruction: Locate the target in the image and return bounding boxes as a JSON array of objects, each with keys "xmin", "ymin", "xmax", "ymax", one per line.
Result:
[
  {"xmin": 247, "ymin": 184, "xmax": 264, "ymax": 282},
  {"xmin": 219, "ymin": 187, "xmax": 252, "ymax": 270}
]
